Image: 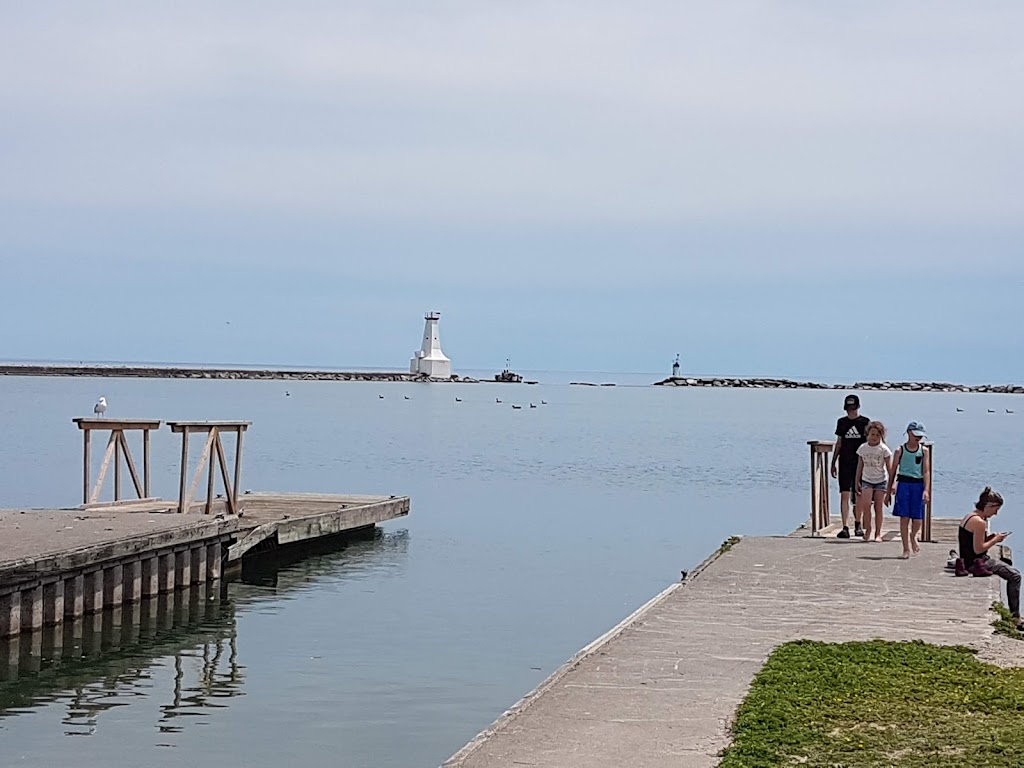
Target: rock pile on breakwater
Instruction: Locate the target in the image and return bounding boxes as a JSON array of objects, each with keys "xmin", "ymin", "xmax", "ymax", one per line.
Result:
[
  {"xmin": 654, "ymin": 376, "xmax": 1024, "ymax": 394},
  {"xmin": 0, "ymin": 364, "xmax": 475, "ymax": 383}
]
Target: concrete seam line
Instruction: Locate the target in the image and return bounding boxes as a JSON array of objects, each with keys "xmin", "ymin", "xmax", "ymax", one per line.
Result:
[{"xmin": 441, "ymin": 536, "xmax": 743, "ymax": 767}]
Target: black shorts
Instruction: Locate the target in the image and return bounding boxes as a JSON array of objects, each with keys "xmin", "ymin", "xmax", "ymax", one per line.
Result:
[{"xmin": 838, "ymin": 458, "xmax": 859, "ymax": 494}]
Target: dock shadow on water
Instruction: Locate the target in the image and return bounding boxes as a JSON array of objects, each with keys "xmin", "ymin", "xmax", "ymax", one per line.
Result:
[{"xmin": 0, "ymin": 527, "xmax": 408, "ymax": 742}]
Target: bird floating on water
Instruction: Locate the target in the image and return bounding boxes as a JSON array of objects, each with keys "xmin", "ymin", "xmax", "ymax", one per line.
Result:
[
  {"xmin": 511, "ymin": 404, "xmax": 522, "ymax": 410},
  {"xmin": 541, "ymin": 400, "xmax": 548, "ymax": 405},
  {"xmin": 455, "ymin": 397, "xmax": 462, "ymax": 402},
  {"xmin": 530, "ymin": 403, "xmax": 537, "ymax": 408},
  {"xmin": 496, "ymin": 398, "xmax": 502, "ymax": 404},
  {"xmin": 956, "ymin": 408, "xmax": 964, "ymax": 412},
  {"xmin": 1008, "ymin": 409, "xmax": 1015, "ymax": 414},
  {"xmin": 404, "ymin": 396, "xmax": 410, "ymax": 400},
  {"xmin": 93, "ymin": 397, "xmax": 107, "ymax": 417},
  {"xmin": 988, "ymin": 409, "xmax": 996, "ymax": 413},
  {"xmin": 285, "ymin": 391, "xmax": 291, "ymax": 397},
  {"xmin": 379, "ymin": 394, "xmax": 384, "ymax": 399}
]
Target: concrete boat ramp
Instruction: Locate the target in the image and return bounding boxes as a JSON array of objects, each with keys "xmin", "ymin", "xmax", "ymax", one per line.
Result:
[{"xmin": 444, "ymin": 520, "xmax": 1024, "ymax": 768}]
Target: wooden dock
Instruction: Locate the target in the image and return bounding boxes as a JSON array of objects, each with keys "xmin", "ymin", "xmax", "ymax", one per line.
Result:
[
  {"xmin": 0, "ymin": 417, "xmax": 409, "ymax": 638},
  {"xmin": 443, "ymin": 520, "xmax": 1024, "ymax": 768}
]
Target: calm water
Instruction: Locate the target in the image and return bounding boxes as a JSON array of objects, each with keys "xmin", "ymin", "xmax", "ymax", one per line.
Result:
[{"xmin": 1, "ymin": 372, "xmax": 1023, "ymax": 767}]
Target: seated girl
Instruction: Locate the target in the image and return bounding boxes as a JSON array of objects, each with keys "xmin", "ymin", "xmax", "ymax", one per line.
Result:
[{"xmin": 959, "ymin": 487, "xmax": 1023, "ymax": 631}]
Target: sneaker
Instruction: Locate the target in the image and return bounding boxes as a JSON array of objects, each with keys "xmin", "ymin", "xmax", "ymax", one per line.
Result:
[
  {"xmin": 854, "ymin": 523, "xmax": 864, "ymax": 537},
  {"xmin": 837, "ymin": 526, "xmax": 851, "ymax": 539}
]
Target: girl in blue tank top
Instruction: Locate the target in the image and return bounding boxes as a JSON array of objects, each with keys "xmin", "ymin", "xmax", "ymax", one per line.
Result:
[{"xmin": 885, "ymin": 421, "xmax": 931, "ymax": 559}]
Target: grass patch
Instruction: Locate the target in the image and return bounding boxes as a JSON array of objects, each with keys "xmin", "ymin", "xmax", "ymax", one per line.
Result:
[
  {"xmin": 991, "ymin": 601, "xmax": 1024, "ymax": 640},
  {"xmin": 718, "ymin": 536, "xmax": 741, "ymax": 555},
  {"xmin": 719, "ymin": 639, "xmax": 1024, "ymax": 767}
]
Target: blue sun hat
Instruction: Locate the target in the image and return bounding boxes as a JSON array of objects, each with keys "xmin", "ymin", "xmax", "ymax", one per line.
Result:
[{"xmin": 907, "ymin": 421, "xmax": 927, "ymax": 437}]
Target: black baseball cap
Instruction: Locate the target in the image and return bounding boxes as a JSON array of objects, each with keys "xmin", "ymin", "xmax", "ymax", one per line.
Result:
[{"xmin": 844, "ymin": 394, "xmax": 860, "ymax": 410}]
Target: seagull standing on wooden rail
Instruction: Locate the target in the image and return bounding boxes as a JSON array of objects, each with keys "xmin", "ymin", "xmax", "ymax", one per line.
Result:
[{"xmin": 93, "ymin": 396, "xmax": 107, "ymax": 417}]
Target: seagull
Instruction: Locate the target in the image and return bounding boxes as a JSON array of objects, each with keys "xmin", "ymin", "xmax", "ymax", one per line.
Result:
[{"xmin": 93, "ymin": 397, "xmax": 107, "ymax": 417}]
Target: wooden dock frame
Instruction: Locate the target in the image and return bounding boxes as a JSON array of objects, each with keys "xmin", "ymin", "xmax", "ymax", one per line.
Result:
[
  {"xmin": 73, "ymin": 418, "xmax": 162, "ymax": 507},
  {"xmin": 807, "ymin": 440, "xmax": 832, "ymax": 536},
  {"xmin": 167, "ymin": 421, "xmax": 250, "ymax": 516},
  {"xmin": 808, "ymin": 438, "xmax": 935, "ymax": 541}
]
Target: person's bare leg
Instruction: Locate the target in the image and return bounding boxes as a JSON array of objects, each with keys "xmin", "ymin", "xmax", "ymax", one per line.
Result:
[
  {"xmin": 899, "ymin": 517, "xmax": 911, "ymax": 558},
  {"xmin": 911, "ymin": 519, "xmax": 922, "ymax": 554},
  {"xmin": 860, "ymin": 492, "xmax": 872, "ymax": 540},
  {"xmin": 873, "ymin": 494, "xmax": 884, "ymax": 541},
  {"xmin": 840, "ymin": 490, "xmax": 851, "ymax": 529}
]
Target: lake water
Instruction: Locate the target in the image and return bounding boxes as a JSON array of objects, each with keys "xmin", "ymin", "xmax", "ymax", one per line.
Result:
[{"xmin": 1, "ymin": 372, "xmax": 1022, "ymax": 767}]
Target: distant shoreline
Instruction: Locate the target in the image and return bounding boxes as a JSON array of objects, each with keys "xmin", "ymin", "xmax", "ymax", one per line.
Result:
[
  {"xmin": 0, "ymin": 363, "xmax": 473, "ymax": 383},
  {"xmin": 1, "ymin": 365, "xmax": 1019, "ymax": 393},
  {"xmin": 653, "ymin": 375, "xmax": 1024, "ymax": 394}
]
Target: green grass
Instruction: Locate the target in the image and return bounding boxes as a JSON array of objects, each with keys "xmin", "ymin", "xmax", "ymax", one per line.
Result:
[
  {"xmin": 991, "ymin": 601, "xmax": 1024, "ymax": 640},
  {"xmin": 717, "ymin": 536, "xmax": 741, "ymax": 555},
  {"xmin": 718, "ymin": 639, "xmax": 1024, "ymax": 767}
]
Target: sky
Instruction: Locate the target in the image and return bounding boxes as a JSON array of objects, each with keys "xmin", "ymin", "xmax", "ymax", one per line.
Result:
[{"xmin": 1, "ymin": 1, "xmax": 1022, "ymax": 381}]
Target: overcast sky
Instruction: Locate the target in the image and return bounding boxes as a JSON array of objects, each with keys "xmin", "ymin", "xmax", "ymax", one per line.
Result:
[{"xmin": 2, "ymin": 2, "xmax": 1022, "ymax": 380}]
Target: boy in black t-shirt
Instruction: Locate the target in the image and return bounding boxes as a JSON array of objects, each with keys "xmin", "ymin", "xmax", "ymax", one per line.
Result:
[{"xmin": 831, "ymin": 394, "xmax": 870, "ymax": 539}]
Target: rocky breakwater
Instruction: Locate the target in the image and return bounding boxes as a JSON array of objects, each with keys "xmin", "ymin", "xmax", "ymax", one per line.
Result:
[
  {"xmin": 0, "ymin": 364, "xmax": 476, "ymax": 383},
  {"xmin": 654, "ymin": 376, "xmax": 1024, "ymax": 394},
  {"xmin": 851, "ymin": 381, "xmax": 1024, "ymax": 394},
  {"xmin": 654, "ymin": 376, "xmax": 831, "ymax": 389}
]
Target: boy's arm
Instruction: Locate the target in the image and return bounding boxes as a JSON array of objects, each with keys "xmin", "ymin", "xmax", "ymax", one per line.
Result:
[
  {"xmin": 885, "ymin": 447, "xmax": 902, "ymax": 502},
  {"xmin": 923, "ymin": 447, "xmax": 932, "ymax": 503},
  {"xmin": 831, "ymin": 436, "xmax": 843, "ymax": 477}
]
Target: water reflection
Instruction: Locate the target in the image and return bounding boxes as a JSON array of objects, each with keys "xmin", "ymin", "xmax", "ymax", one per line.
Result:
[
  {"xmin": 0, "ymin": 584, "xmax": 242, "ymax": 736},
  {"xmin": 0, "ymin": 527, "xmax": 410, "ymax": 745}
]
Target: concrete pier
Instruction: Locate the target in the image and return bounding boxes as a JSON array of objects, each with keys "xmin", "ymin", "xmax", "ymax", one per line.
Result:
[
  {"xmin": 444, "ymin": 520, "xmax": 1024, "ymax": 768},
  {"xmin": 0, "ymin": 493, "xmax": 409, "ymax": 638}
]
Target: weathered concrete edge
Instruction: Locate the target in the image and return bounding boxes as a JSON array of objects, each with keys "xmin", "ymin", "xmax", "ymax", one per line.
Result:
[
  {"xmin": 228, "ymin": 497, "xmax": 410, "ymax": 561},
  {"xmin": 0, "ymin": 517, "xmax": 240, "ymax": 579},
  {"xmin": 441, "ymin": 537, "xmax": 739, "ymax": 768}
]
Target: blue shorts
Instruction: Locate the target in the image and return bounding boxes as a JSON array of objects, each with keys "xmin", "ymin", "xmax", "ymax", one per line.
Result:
[
  {"xmin": 893, "ymin": 481, "xmax": 925, "ymax": 520},
  {"xmin": 860, "ymin": 480, "xmax": 887, "ymax": 492}
]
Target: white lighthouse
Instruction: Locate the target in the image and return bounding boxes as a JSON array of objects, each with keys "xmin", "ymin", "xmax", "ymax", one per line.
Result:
[{"xmin": 410, "ymin": 311, "xmax": 452, "ymax": 378}]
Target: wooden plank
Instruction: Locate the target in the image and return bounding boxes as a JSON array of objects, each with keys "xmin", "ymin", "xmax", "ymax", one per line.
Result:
[
  {"xmin": 89, "ymin": 434, "xmax": 117, "ymax": 505},
  {"xmin": 83, "ymin": 428, "xmax": 91, "ymax": 506},
  {"xmin": 185, "ymin": 430, "xmax": 215, "ymax": 514},
  {"xmin": 143, "ymin": 429, "xmax": 151, "ymax": 498},
  {"xmin": 118, "ymin": 430, "xmax": 145, "ymax": 499},
  {"xmin": 80, "ymin": 497, "xmax": 164, "ymax": 511},
  {"xmin": 809, "ymin": 446, "xmax": 817, "ymax": 534},
  {"xmin": 177, "ymin": 426, "xmax": 189, "ymax": 514},
  {"xmin": 73, "ymin": 418, "xmax": 162, "ymax": 431},
  {"xmin": 114, "ymin": 430, "xmax": 122, "ymax": 501},
  {"xmin": 167, "ymin": 421, "xmax": 251, "ymax": 433},
  {"xmin": 215, "ymin": 434, "xmax": 235, "ymax": 516},
  {"xmin": 232, "ymin": 427, "xmax": 244, "ymax": 516},
  {"xmin": 206, "ymin": 428, "xmax": 218, "ymax": 515}
]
